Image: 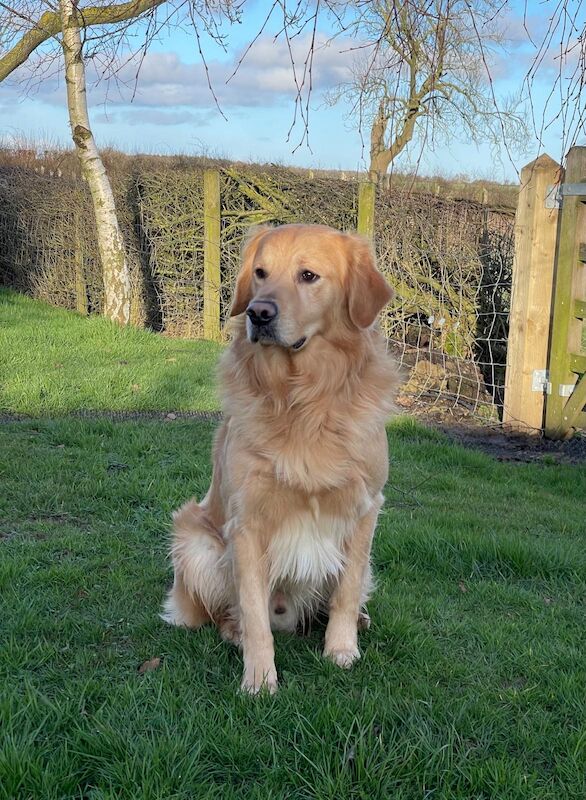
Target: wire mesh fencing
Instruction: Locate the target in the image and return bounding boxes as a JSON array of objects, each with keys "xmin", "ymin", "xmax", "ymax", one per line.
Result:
[
  {"xmin": 0, "ymin": 161, "xmax": 515, "ymax": 422},
  {"xmin": 376, "ymin": 192, "xmax": 514, "ymax": 421}
]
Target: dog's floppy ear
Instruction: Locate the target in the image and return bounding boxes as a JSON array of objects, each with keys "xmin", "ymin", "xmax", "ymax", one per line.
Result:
[
  {"xmin": 229, "ymin": 225, "xmax": 272, "ymax": 317},
  {"xmin": 346, "ymin": 234, "xmax": 394, "ymax": 329}
]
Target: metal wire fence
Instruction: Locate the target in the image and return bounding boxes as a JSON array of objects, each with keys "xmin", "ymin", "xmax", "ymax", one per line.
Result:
[{"xmin": 0, "ymin": 162, "xmax": 515, "ymax": 422}]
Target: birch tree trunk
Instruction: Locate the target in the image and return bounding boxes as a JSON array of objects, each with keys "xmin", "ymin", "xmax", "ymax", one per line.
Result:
[{"xmin": 59, "ymin": 0, "xmax": 130, "ymax": 324}]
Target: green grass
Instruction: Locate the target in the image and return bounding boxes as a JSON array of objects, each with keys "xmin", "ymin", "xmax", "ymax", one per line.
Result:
[
  {"xmin": 1, "ymin": 416, "xmax": 585, "ymax": 799},
  {"xmin": 0, "ymin": 289, "xmax": 221, "ymax": 415},
  {"xmin": 1, "ymin": 292, "xmax": 586, "ymax": 798}
]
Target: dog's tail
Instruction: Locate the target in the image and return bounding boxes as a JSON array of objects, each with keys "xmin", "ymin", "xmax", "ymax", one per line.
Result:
[{"xmin": 172, "ymin": 498, "xmax": 224, "ymax": 544}]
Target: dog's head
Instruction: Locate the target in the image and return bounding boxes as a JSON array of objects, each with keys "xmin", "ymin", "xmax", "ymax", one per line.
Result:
[{"xmin": 229, "ymin": 223, "xmax": 393, "ymax": 351}]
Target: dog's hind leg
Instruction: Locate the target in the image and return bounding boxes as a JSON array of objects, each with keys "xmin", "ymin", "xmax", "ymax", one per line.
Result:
[
  {"xmin": 161, "ymin": 499, "xmax": 233, "ymax": 629},
  {"xmin": 162, "ymin": 570, "xmax": 211, "ymax": 628}
]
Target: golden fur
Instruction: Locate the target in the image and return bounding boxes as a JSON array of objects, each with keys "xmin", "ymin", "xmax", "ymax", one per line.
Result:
[{"xmin": 162, "ymin": 223, "xmax": 398, "ymax": 693}]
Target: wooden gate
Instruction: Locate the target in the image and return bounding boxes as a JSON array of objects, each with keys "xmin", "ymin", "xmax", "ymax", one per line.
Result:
[
  {"xmin": 545, "ymin": 147, "xmax": 586, "ymax": 439},
  {"xmin": 504, "ymin": 146, "xmax": 586, "ymax": 439}
]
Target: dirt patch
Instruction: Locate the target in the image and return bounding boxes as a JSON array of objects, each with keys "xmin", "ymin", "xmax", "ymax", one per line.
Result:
[
  {"xmin": 436, "ymin": 422, "xmax": 586, "ymax": 465},
  {"xmin": 399, "ymin": 396, "xmax": 586, "ymax": 464}
]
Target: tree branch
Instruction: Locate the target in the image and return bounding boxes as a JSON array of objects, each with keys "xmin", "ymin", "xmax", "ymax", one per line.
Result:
[{"xmin": 0, "ymin": 0, "xmax": 164, "ymax": 81}]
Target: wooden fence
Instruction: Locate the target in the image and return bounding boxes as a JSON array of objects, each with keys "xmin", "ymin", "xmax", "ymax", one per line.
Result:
[{"xmin": 503, "ymin": 147, "xmax": 586, "ymax": 439}]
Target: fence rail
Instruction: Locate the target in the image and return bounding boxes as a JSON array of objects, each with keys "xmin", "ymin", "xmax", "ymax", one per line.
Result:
[{"xmin": 544, "ymin": 147, "xmax": 586, "ymax": 438}]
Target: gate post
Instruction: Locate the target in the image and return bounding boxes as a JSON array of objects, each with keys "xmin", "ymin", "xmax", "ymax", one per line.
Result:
[
  {"xmin": 503, "ymin": 154, "xmax": 562, "ymax": 433},
  {"xmin": 545, "ymin": 146, "xmax": 586, "ymax": 438},
  {"xmin": 357, "ymin": 181, "xmax": 376, "ymax": 239}
]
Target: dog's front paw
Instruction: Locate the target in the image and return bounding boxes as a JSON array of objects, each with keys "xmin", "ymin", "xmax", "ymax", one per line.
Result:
[
  {"xmin": 323, "ymin": 644, "xmax": 361, "ymax": 669},
  {"xmin": 241, "ymin": 664, "xmax": 278, "ymax": 695}
]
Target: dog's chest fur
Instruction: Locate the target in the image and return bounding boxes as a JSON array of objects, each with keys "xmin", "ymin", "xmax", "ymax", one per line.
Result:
[{"xmin": 266, "ymin": 496, "xmax": 366, "ymax": 592}]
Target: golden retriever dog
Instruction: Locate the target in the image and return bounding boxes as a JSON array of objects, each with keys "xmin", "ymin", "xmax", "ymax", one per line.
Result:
[{"xmin": 162, "ymin": 223, "xmax": 398, "ymax": 693}]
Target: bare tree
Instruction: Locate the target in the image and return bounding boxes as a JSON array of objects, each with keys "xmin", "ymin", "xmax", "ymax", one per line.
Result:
[
  {"xmin": 0, "ymin": 0, "xmax": 167, "ymax": 82},
  {"xmin": 0, "ymin": 0, "xmax": 240, "ymax": 323},
  {"xmin": 327, "ymin": 0, "xmax": 528, "ymax": 181},
  {"xmin": 59, "ymin": 0, "xmax": 130, "ymax": 323}
]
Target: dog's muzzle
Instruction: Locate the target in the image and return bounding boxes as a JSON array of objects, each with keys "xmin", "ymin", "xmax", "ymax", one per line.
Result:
[
  {"xmin": 246, "ymin": 299, "xmax": 278, "ymax": 344},
  {"xmin": 246, "ymin": 299, "xmax": 307, "ymax": 351}
]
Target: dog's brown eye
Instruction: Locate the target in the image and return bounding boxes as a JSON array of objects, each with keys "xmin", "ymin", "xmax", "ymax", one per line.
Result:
[
  {"xmin": 300, "ymin": 270, "xmax": 319, "ymax": 283},
  {"xmin": 255, "ymin": 268, "xmax": 267, "ymax": 279}
]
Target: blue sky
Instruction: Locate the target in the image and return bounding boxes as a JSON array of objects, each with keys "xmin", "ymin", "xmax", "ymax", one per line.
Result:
[{"xmin": 1, "ymin": 1, "xmax": 583, "ymax": 181}]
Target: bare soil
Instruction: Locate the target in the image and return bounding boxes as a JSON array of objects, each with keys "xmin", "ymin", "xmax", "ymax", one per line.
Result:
[{"xmin": 436, "ymin": 422, "xmax": 586, "ymax": 465}]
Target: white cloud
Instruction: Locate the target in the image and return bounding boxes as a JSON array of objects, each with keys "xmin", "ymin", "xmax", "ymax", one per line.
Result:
[
  {"xmin": 94, "ymin": 108, "xmax": 213, "ymax": 126},
  {"xmin": 3, "ymin": 32, "xmax": 356, "ymax": 114}
]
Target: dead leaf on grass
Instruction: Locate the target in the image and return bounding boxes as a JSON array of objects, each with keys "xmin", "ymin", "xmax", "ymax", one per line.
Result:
[{"xmin": 138, "ymin": 657, "xmax": 161, "ymax": 674}]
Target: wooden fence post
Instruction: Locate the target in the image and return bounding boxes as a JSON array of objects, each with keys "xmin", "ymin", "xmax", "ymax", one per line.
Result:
[
  {"xmin": 545, "ymin": 146, "xmax": 586, "ymax": 438},
  {"xmin": 503, "ymin": 154, "xmax": 562, "ymax": 433},
  {"xmin": 203, "ymin": 169, "xmax": 221, "ymax": 341},
  {"xmin": 357, "ymin": 181, "xmax": 376, "ymax": 239}
]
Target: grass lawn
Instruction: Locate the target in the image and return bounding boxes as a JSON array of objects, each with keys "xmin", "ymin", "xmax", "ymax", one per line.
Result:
[
  {"xmin": 0, "ymin": 289, "xmax": 221, "ymax": 415},
  {"xmin": 1, "ymin": 417, "xmax": 585, "ymax": 799},
  {"xmin": 1, "ymin": 292, "xmax": 586, "ymax": 798}
]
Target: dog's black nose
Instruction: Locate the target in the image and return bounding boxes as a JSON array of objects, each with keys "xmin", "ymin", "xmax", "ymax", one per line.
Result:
[{"xmin": 246, "ymin": 300, "xmax": 279, "ymax": 327}]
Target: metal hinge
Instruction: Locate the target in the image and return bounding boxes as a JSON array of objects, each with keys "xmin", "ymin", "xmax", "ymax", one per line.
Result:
[
  {"xmin": 545, "ymin": 183, "xmax": 586, "ymax": 209},
  {"xmin": 532, "ymin": 369, "xmax": 552, "ymax": 393}
]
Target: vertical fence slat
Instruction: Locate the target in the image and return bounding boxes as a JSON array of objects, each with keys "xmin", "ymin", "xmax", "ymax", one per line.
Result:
[
  {"xmin": 357, "ymin": 181, "xmax": 376, "ymax": 239},
  {"xmin": 203, "ymin": 169, "xmax": 221, "ymax": 341},
  {"xmin": 545, "ymin": 146, "xmax": 586, "ymax": 438},
  {"xmin": 503, "ymin": 154, "xmax": 561, "ymax": 433}
]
